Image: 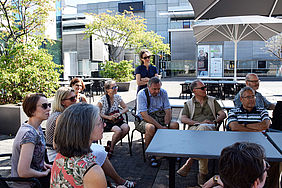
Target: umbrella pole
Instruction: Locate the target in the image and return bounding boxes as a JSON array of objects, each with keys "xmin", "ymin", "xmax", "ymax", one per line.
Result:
[{"xmin": 234, "ymin": 41, "xmax": 238, "ymax": 81}]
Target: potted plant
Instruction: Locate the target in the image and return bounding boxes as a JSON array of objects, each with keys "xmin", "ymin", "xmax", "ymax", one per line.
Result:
[{"xmin": 100, "ymin": 60, "xmax": 134, "ymax": 91}]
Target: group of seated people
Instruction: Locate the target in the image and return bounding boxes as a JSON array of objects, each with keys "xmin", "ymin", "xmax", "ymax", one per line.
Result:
[
  {"xmin": 10, "ymin": 77, "xmax": 135, "ymax": 187},
  {"xmin": 9, "ymin": 71, "xmax": 280, "ymax": 187},
  {"xmin": 134, "ymin": 74, "xmax": 279, "ymax": 187}
]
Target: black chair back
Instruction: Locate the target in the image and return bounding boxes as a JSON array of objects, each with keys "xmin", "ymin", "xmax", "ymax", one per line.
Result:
[{"xmin": 271, "ymin": 101, "xmax": 282, "ymax": 131}]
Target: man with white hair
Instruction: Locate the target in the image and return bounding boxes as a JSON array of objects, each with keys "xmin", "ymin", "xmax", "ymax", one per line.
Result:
[{"xmin": 234, "ymin": 73, "xmax": 275, "ymax": 110}]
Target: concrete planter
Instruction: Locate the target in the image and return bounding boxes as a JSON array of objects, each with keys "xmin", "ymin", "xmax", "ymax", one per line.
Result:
[
  {"xmin": 116, "ymin": 82, "xmax": 130, "ymax": 92},
  {"xmin": 0, "ymin": 105, "xmax": 28, "ymax": 136}
]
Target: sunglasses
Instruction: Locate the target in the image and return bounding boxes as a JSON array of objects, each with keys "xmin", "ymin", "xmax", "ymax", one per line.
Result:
[
  {"xmin": 40, "ymin": 103, "xmax": 51, "ymax": 109},
  {"xmin": 194, "ymin": 86, "xmax": 207, "ymax": 90},
  {"xmin": 247, "ymin": 80, "xmax": 260, "ymax": 83},
  {"xmin": 110, "ymin": 86, "xmax": 118, "ymax": 90},
  {"xmin": 142, "ymin": 55, "xmax": 151, "ymax": 60},
  {"xmin": 63, "ymin": 96, "xmax": 77, "ymax": 102}
]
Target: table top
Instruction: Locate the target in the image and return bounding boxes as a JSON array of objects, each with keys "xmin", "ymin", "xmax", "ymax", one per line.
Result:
[
  {"xmin": 265, "ymin": 132, "xmax": 282, "ymax": 153},
  {"xmin": 146, "ymin": 129, "xmax": 282, "ymax": 162},
  {"xmin": 169, "ymin": 99, "xmax": 187, "ymax": 108},
  {"xmin": 83, "ymin": 77, "xmax": 111, "ymax": 81},
  {"xmin": 59, "ymin": 81, "xmax": 92, "ymax": 86},
  {"xmin": 169, "ymin": 99, "xmax": 234, "ymax": 110},
  {"xmin": 184, "ymin": 80, "xmax": 240, "ymax": 85}
]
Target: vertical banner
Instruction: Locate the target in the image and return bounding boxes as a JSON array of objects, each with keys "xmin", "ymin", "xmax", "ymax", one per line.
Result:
[
  {"xmin": 197, "ymin": 45, "xmax": 209, "ymax": 77},
  {"xmin": 210, "ymin": 45, "xmax": 223, "ymax": 77}
]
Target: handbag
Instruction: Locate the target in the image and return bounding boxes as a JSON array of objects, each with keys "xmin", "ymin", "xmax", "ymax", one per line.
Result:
[
  {"xmin": 149, "ymin": 110, "xmax": 166, "ymax": 126},
  {"xmin": 104, "ymin": 95, "xmax": 124, "ymax": 124}
]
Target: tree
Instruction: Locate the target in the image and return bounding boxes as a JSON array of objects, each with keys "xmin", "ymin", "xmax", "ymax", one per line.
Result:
[
  {"xmin": 0, "ymin": 0, "xmax": 62, "ymax": 104},
  {"xmin": 84, "ymin": 10, "xmax": 170, "ymax": 62},
  {"xmin": 265, "ymin": 33, "xmax": 282, "ymax": 60}
]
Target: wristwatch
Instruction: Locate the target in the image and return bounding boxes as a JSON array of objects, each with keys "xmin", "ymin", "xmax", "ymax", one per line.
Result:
[{"xmin": 213, "ymin": 175, "xmax": 219, "ymax": 185}]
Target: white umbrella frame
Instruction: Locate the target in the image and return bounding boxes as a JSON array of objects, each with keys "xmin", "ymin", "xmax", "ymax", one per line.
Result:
[{"xmin": 193, "ymin": 16, "xmax": 282, "ymax": 80}]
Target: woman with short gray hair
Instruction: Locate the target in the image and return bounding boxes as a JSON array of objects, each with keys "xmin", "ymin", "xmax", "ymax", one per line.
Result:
[{"xmin": 50, "ymin": 103, "xmax": 107, "ymax": 187}]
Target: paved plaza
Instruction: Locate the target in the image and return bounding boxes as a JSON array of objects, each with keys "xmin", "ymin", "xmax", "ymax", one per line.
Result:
[{"xmin": 1, "ymin": 77, "xmax": 282, "ymax": 187}]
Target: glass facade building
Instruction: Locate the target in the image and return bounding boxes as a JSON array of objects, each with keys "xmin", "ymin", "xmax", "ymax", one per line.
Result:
[{"xmin": 74, "ymin": 0, "xmax": 281, "ymax": 79}]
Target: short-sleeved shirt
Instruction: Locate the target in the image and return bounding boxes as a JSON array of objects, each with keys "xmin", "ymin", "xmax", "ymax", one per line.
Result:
[
  {"xmin": 99, "ymin": 94, "xmax": 122, "ymax": 115},
  {"xmin": 234, "ymin": 91, "xmax": 272, "ymax": 109},
  {"xmin": 46, "ymin": 111, "xmax": 61, "ymax": 146},
  {"xmin": 226, "ymin": 106, "xmax": 270, "ymax": 130},
  {"xmin": 136, "ymin": 88, "xmax": 170, "ymax": 119},
  {"xmin": 50, "ymin": 152, "xmax": 97, "ymax": 187},
  {"xmin": 182, "ymin": 96, "xmax": 222, "ymax": 122},
  {"xmin": 135, "ymin": 64, "xmax": 158, "ymax": 92},
  {"xmin": 11, "ymin": 123, "xmax": 46, "ymax": 187}
]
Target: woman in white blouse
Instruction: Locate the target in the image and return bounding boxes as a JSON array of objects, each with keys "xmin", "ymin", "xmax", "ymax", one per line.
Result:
[{"xmin": 97, "ymin": 80, "xmax": 130, "ymax": 158}]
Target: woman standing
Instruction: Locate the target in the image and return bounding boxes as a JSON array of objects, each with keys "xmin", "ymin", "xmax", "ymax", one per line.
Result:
[
  {"xmin": 11, "ymin": 93, "xmax": 52, "ymax": 187},
  {"xmin": 97, "ymin": 80, "xmax": 130, "ymax": 158},
  {"xmin": 135, "ymin": 49, "xmax": 158, "ymax": 93},
  {"xmin": 70, "ymin": 77, "xmax": 87, "ymax": 102}
]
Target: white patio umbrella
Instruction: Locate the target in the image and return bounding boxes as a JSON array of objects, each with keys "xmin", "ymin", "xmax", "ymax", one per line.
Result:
[
  {"xmin": 189, "ymin": 0, "xmax": 282, "ymax": 21},
  {"xmin": 192, "ymin": 15, "xmax": 282, "ymax": 80}
]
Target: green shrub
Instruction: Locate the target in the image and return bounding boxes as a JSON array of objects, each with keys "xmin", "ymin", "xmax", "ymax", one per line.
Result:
[
  {"xmin": 100, "ymin": 60, "xmax": 134, "ymax": 82},
  {"xmin": 0, "ymin": 42, "xmax": 62, "ymax": 104}
]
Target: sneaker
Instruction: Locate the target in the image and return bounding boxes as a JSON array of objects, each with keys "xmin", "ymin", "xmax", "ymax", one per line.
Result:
[
  {"xmin": 197, "ymin": 173, "xmax": 207, "ymax": 186},
  {"xmin": 150, "ymin": 156, "xmax": 159, "ymax": 167}
]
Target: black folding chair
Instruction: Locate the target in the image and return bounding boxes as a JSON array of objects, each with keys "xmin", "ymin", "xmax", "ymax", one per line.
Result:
[
  {"xmin": 130, "ymin": 108, "xmax": 146, "ymax": 162},
  {"xmin": 0, "ymin": 153, "xmax": 42, "ymax": 188},
  {"xmin": 99, "ymin": 109, "xmax": 132, "ymax": 156}
]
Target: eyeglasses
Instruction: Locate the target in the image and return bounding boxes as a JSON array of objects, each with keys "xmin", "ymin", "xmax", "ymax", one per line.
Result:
[
  {"xmin": 142, "ymin": 55, "xmax": 151, "ymax": 60},
  {"xmin": 258, "ymin": 161, "xmax": 270, "ymax": 178},
  {"xmin": 194, "ymin": 86, "xmax": 207, "ymax": 90},
  {"xmin": 40, "ymin": 103, "xmax": 51, "ymax": 109},
  {"xmin": 110, "ymin": 86, "xmax": 118, "ymax": 90},
  {"xmin": 97, "ymin": 119, "xmax": 105, "ymax": 127},
  {"xmin": 247, "ymin": 80, "xmax": 260, "ymax": 83},
  {"xmin": 242, "ymin": 95, "xmax": 256, "ymax": 99},
  {"xmin": 63, "ymin": 96, "xmax": 77, "ymax": 102}
]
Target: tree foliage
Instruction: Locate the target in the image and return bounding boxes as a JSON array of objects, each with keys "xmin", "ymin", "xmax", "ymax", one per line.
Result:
[
  {"xmin": 265, "ymin": 33, "xmax": 282, "ymax": 60},
  {"xmin": 100, "ymin": 60, "xmax": 134, "ymax": 82},
  {"xmin": 84, "ymin": 10, "xmax": 170, "ymax": 62},
  {"xmin": 0, "ymin": 0, "xmax": 62, "ymax": 104}
]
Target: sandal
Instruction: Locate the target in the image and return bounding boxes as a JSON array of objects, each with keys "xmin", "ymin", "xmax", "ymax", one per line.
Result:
[
  {"xmin": 107, "ymin": 150, "xmax": 113, "ymax": 159},
  {"xmin": 107, "ymin": 140, "xmax": 112, "ymax": 148},
  {"xmin": 123, "ymin": 180, "xmax": 136, "ymax": 188}
]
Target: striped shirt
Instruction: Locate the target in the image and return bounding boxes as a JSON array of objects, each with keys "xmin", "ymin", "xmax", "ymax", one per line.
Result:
[{"xmin": 227, "ymin": 106, "xmax": 270, "ymax": 130}]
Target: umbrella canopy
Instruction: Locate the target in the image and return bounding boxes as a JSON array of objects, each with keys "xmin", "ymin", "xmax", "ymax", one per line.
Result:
[
  {"xmin": 192, "ymin": 15, "xmax": 282, "ymax": 79},
  {"xmin": 189, "ymin": 0, "xmax": 282, "ymax": 21}
]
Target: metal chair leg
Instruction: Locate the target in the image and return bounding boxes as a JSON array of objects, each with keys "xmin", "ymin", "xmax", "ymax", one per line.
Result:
[
  {"xmin": 127, "ymin": 132, "xmax": 132, "ymax": 156},
  {"xmin": 140, "ymin": 132, "xmax": 146, "ymax": 162}
]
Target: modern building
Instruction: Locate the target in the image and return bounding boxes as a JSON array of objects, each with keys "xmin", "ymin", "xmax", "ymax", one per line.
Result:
[{"xmin": 64, "ymin": 0, "xmax": 281, "ymax": 79}]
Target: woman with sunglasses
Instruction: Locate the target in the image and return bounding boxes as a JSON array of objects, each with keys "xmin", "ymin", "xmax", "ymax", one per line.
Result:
[
  {"xmin": 46, "ymin": 87, "xmax": 77, "ymax": 162},
  {"xmin": 135, "ymin": 49, "xmax": 158, "ymax": 93},
  {"xmin": 97, "ymin": 80, "xmax": 130, "ymax": 158},
  {"xmin": 11, "ymin": 93, "xmax": 52, "ymax": 187},
  {"xmin": 70, "ymin": 77, "xmax": 87, "ymax": 103},
  {"xmin": 46, "ymin": 87, "xmax": 135, "ymax": 187}
]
